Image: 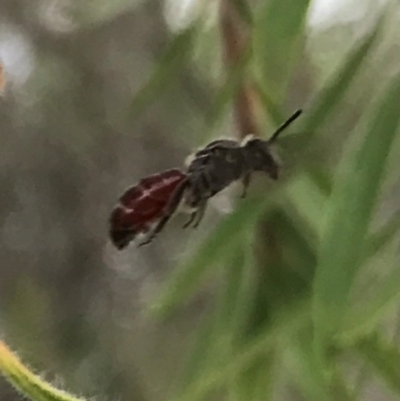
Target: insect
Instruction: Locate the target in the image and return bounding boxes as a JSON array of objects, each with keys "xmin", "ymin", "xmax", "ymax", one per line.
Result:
[{"xmin": 109, "ymin": 109, "xmax": 302, "ymax": 249}]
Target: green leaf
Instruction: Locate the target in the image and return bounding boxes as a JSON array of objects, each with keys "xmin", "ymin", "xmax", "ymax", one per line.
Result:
[
  {"xmin": 130, "ymin": 28, "xmax": 196, "ymax": 115},
  {"xmin": 357, "ymin": 333, "xmax": 400, "ymax": 394},
  {"xmin": 228, "ymin": 230, "xmax": 260, "ymax": 345},
  {"xmin": 275, "ymin": 213, "xmax": 317, "ymax": 283},
  {"xmin": 302, "ymin": 22, "xmax": 382, "ymax": 136},
  {"xmin": 177, "ymin": 247, "xmax": 249, "ymax": 396},
  {"xmin": 306, "ymin": 166, "xmax": 333, "ymax": 196},
  {"xmin": 252, "ymin": 81, "xmax": 285, "ymax": 127},
  {"xmin": 339, "ymin": 267, "xmax": 400, "ymax": 345},
  {"xmin": 231, "ymin": 356, "xmax": 277, "ymax": 401},
  {"xmin": 313, "ymin": 74, "xmax": 400, "ymax": 353},
  {"xmin": 177, "ymin": 313, "xmax": 218, "ymax": 392},
  {"xmin": 314, "ymin": 213, "xmax": 399, "ymax": 345},
  {"xmin": 175, "ymin": 299, "xmax": 310, "ymax": 401},
  {"xmin": 0, "ymin": 340, "xmax": 85, "ymax": 401},
  {"xmin": 202, "ymin": 51, "xmax": 251, "ymax": 142},
  {"xmin": 253, "ymin": 0, "xmax": 311, "ymax": 103},
  {"xmin": 364, "ymin": 212, "xmax": 400, "ymax": 261},
  {"xmin": 214, "ymin": 248, "xmax": 246, "ymax": 340},
  {"xmin": 284, "ymin": 172, "xmax": 328, "ymax": 243},
  {"xmin": 286, "ymin": 330, "xmax": 355, "ymax": 401},
  {"xmin": 285, "ymin": 341, "xmax": 334, "ymax": 401},
  {"xmin": 260, "ymin": 22, "xmax": 382, "ymax": 201},
  {"xmin": 149, "ymin": 194, "xmax": 274, "ymax": 317}
]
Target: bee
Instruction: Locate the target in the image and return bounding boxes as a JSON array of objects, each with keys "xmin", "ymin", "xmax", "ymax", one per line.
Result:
[{"xmin": 109, "ymin": 110, "xmax": 302, "ymax": 249}]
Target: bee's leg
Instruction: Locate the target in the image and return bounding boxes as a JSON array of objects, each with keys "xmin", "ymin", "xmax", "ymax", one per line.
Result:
[
  {"xmin": 183, "ymin": 212, "xmax": 197, "ymax": 229},
  {"xmin": 139, "ymin": 180, "xmax": 188, "ymax": 246},
  {"xmin": 183, "ymin": 198, "xmax": 207, "ymax": 229},
  {"xmin": 241, "ymin": 173, "xmax": 251, "ymax": 198},
  {"xmin": 192, "ymin": 201, "xmax": 207, "ymax": 228}
]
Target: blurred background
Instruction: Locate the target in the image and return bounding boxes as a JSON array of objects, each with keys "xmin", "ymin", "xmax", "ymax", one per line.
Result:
[{"xmin": 0, "ymin": 0, "xmax": 399, "ymax": 401}]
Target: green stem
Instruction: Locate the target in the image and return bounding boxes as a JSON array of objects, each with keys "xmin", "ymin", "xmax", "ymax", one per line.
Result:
[{"xmin": 0, "ymin": 339, "xmax": 87, "ymax": 401}]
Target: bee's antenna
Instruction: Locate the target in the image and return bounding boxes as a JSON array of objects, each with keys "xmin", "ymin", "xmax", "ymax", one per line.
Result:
[{"xmin": 268, "ymin": 109, "xmax": 302, "ymax": 143}]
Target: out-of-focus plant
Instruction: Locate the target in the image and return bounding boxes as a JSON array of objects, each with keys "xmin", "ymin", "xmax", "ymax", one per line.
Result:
[{"xmin": 146, "ymin": 1, "xmax": 400, "ymax": 401}]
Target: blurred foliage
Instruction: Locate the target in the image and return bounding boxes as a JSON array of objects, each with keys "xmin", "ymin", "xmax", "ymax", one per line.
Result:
[{"xmin": 0, "ymin": 0, "xmax": 399, "ymax": 401}]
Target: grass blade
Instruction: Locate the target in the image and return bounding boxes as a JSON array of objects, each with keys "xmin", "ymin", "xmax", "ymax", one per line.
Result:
[
  {"xmin": 284, "ymin": 172, "xmax": 328, "ymax": 242},
  {"xmin": 364, "ymin": 212, "xmax": 400, "ymax": 261},
  {"xmin": 131, "ymin": 28, "xmax": 196, "ymax": 115},
  {"xmin": 177, "ymin": 247, "xmax": 248, "ymax": 397},
  {"xmin": 313, "ymin": 74, "xmax": 400, "ymax": 354},
  {"xmin": 339, "ymin": 267, "xmax": 400, "ymax": 345},
  {"xmin": 302, "ymin": 21, "xmax": 382, "ymax": 135},
  {"xmin": 177, "ymin": 306, "xmax": 223, "ymax": 393},
  {"xmin": 253, "ymin": 0, "xmax": 311, "ymax": 103},
  {"xmin": 356, "ymin": 333, "xmax": 400, "ymax": 394},
  {"xmin": 252, "ymin": 81, "xmax": 286, "ymax": 126},
  {"xmin": 201, "ymin": 51, "xmax": 251, "ymax": 142},
  {"xmin": 149, "ymin": 194, "xmax": 273, "ymax": 317},
  {"xmin": 175, "ymin": 299, "xmax": 310, "ymax": 401}
]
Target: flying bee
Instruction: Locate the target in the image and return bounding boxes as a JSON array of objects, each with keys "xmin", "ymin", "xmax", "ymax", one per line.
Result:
[{"xmin": 109, "ymin": 109, "xmax": 302, "ymax": 249}]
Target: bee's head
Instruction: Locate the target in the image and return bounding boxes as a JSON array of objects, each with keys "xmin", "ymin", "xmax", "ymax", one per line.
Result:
[
  {"xmin": 242, "ymin": 109, "xmax": 302, "ymax": 180},
  {"xmin": 243, "ymin": 137, "xmax": 279, "ymax": 179}
]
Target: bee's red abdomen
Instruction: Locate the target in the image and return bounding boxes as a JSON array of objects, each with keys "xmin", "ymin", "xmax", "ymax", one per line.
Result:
[{"xmin": 109, "ymin": 169, "xmax": 187, "ymax": 249}]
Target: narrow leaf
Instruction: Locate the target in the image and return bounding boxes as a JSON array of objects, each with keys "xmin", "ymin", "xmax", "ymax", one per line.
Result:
[
  {"xmin": 202, "ymin": 51, "xmax": 250, "ymax": 141},
  {"xmin": 177, "ymin": 248, "xmax": 247, "ymax": 395},
  {"xmin": 364, "ymin": 212, "xmax": 400, "ymax": 261},
  {"xmin": 0, "ymin": 339, "xmax": 85, "ymax": 401},
  {"xmin": 131, "ymin": 28, "xmax": 196, "ymax": 114},
  {"xmin": 149, "ymin": 194, "xmax": 273, "ymax": 317},
  {"xmin": 253, "ymin": 81, "xmax": 285, "ymax": 126},
  {"xmin": 302, "ymin": 21, "xmax": 382, "ymax": 135},
  {"xmin": 313, "ymin": 75, "xmax": 400, "ymax": 351},
  {"xmin": 254, "ymin": 0, "xmax": 311, "ymax": 102},
  {"xmin": 176, "ymin": 300, "xmax": 310, "ymax": 401},
  {"xmin": 178, "ymin": 314, "xmax": 218, "ymax": 391},
  {"xmin": 284, "ymin": 172, "xmax": 328, "ymax": 242},
  {"xmin": 339, "ymin": 267, "xmax": 400, "ymax": 345},
  {"xmin": 357, "ymin": 333, "xmax": 400, "ymax": 394},
  {"xmin": 285, "ymin": 342, "xmax": 333, "ymax": 401}
]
